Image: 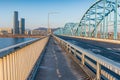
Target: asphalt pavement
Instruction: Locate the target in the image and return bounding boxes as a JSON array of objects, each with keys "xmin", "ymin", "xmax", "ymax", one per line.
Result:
[
  {"xmin": 58, "ymin": 36, "xmax": 120, "ymax": 63},
  {"xmin": 34, "ymin": 37, "xmax": 88, "ymax": 80}
]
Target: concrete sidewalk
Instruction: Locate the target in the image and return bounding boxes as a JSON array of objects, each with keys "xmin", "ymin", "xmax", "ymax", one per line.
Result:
[{"xmin": 34, "ymin": 37, "xmax": 88, "ymax": 80}]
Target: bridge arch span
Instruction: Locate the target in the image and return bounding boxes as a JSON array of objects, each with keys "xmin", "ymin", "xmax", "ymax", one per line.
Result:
[{"xmin": 77, "ymin": 0, "xmax": 119, "ymax": 39}]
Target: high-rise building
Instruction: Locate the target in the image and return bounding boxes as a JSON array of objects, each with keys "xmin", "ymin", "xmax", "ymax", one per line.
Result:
[
  {"xmin": 20, "ymin": 18, "xmax": 25, "ymax": 34},
  {"xmin": 13, "ymin": 11, "xmax": 19, "ymax": 34}
]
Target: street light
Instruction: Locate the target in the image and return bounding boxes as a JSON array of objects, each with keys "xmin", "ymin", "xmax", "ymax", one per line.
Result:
[{"xmin": 48, "ymin": 12, "xmax": 59, "ymax": 34}]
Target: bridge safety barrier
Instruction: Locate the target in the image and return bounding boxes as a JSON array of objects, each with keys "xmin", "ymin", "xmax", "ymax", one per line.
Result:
[
  {"xmin": 53, "ymin": 35, "xmax": 120, "ymax": 80},
  {"xmin": 0, "ymin": 37, "xmax": 49, "ymax": 80}
]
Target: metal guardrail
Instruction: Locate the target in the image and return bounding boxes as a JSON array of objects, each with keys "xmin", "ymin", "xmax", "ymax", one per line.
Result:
[
  {"xmin": 53, "ymin": 35, "xmax": 120, "ymax": 80},
  {"xmin": 0, "ymin": 37, "xmax": 49, "ymax": 80},
  {"xmin": 0, "ymin": 38, "xmax": 40, "ymax": 58},
  {"xmin": 27, "ymin": 37, "xmax": 50, "ymax": 80}
]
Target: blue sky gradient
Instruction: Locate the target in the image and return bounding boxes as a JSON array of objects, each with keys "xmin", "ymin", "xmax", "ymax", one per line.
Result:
[{"xmin": 0, "ymin": 0, "xmax": 95, "ymax": 29}]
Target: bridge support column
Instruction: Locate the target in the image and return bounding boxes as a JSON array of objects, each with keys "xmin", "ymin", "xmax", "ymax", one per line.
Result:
[
  {"xmin": 103, "ymin": 0, "xmax": 106, "ymax": 39},
  {"xmin": 96, "ymin": 62, "xmax": 101, "ymax": 80},
  {"xmin": 95, "ymin": 4, "xmax": 97, "ymax": 38},
  {"xmin": 105, "ymin": 16, "xmax": 108, "ymax": 38},
  {"xmin": 84, "ymin": 19, "xmax": 87, "ymax": 37},
  {"xmin": 82, "ymin": 53, "xmax": 85, "ymax": 65},
  {"xmin": 89, "ymin": 15, "xmax": 91, "ymax": 37},
  {"xmin": 77, "ymin": 27, "xmax": 79, "ymax": 36},
  {"xmin": 80, "ymin": 26, "xmax": 82, "ymax": 36},
  {"xmin": 100, "ymin": 22, "xmax": 103, "ymax": 38},
  {"xmin": 114, "ymin": 0, "xmax": 118, "ymax": 40}
]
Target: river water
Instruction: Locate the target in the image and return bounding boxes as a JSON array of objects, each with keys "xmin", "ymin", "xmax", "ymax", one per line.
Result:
[{"xmin": 0, "ymin": 38, "xmax": 34, "ymax": 49}]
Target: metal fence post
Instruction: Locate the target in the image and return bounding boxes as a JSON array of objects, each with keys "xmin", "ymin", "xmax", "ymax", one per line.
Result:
[
  {"xmin": 82, "ymin": 53, "xmax": 85, "ymax": 65},
  {"xmin": 0, "ymin": 58, "xmax": 4, "ymax": 80},
  {"xmin": 96, "ymin": 62, "xmax": 101, "ymax": 80}
]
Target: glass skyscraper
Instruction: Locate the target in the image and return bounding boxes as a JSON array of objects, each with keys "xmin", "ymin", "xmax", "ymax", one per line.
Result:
[
  {"xmin": 13, "ymin": 11, "xmax": 19, "ymax": 34},
  {"xmin": 20, "ymin": 18, "xmax": 25, "ymax": 34}
]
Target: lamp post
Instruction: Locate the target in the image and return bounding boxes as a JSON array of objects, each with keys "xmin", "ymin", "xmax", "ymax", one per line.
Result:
[{"xmin": 48, "ymin": 12, "xmax": 59, "ymax": 34}]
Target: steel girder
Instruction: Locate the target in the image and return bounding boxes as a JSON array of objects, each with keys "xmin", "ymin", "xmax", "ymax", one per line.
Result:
[
  {"xmin": 54, "ymin": 23, "xmax": 79, "ymax": 36},
  {"xmin": 63, "ymin": 23, "xmax": 77, "ymax": 36},
  {"xmin": 78, "ymin": 0, "xmax": 119, "ymax": 39},
  {"xmin": 54, "ymin": 0, "xmax": 120, "ymax": 39}
]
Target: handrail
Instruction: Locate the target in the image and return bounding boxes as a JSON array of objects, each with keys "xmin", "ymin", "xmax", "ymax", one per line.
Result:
[
  {"xmin": 0, "ymin": 38, "xmax": 40, "ymax": 58},
  {"xmin": 0, "ymin": 37, "xmax": 49, "ymax": 80},
  {"xmin": 54, "ymin": 35, "xmax": 120, "ymax": 80}
]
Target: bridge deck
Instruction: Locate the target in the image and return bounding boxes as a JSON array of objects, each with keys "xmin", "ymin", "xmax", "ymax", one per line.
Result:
[
  {"xmin": 58, "ymin": 36, "xmax": 120, "ymax": 63},
  {"xmin": 34, "ymin": 37, "xmax": 88, "ymax": 80}
]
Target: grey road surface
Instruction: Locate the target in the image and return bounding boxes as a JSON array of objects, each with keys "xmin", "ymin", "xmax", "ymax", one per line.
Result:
[{"xmin": 34, "ymin": 37, "xmax": 88, "ymax": 80}]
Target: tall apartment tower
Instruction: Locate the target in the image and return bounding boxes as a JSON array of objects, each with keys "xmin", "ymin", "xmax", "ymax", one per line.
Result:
[
  {"xmin": 20, "ymin": 18, "xmax": 25, "ymax": 34},
  {"xmin": 13, "ymin": 11, "xmax": 19, "ymax": 34}
]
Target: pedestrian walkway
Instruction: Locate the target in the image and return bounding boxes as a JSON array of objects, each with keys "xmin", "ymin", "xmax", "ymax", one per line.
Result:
[{"xmin": 34, "ymin": 37, "xmax": 88, "ymax": 80}]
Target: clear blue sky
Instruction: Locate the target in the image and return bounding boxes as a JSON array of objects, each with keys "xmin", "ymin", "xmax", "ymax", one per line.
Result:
[{"xmin": 0, "ymin": 0, "xmax": 95, "ymax": 29}]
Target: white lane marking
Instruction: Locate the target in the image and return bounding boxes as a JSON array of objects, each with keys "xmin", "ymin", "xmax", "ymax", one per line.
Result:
[
  {"xmin": 111, "ymin": 52, "xmax": 120, "ymax": 56},
  {"xmin": 53, "ymin": 49, "xmax": 58, "ymax": 61},
  {"xmin": 113, "ymin": 48, "xmax": 120, "ymax": 51},
  {"xmin": 106, "ymin": 48, "xmax": 120, "ymax": 56},
  {"xmin": 88, "ymin": 49, "xmax": 101, "ymax": 53},
  {"xmin": 39, "ymin": 66, "xmax": 53, "ymax": 70},
  {"xmin": 69, "ymin": 40, "xmax": 120, "ymax": 60},
  {"xmin": 56, "ymin": 69, "xmax": 62, "ymax": 78},
  {"xmin": 107, "ymin": 48, "xmax": 120, "ymax": 51},
  {"xmin": 91, "ymin": 49, "xmax": 101, "ymax": 52},
  {"xmin": 107, "ymin": 48, "xmax": 112, "ymax": 50}
]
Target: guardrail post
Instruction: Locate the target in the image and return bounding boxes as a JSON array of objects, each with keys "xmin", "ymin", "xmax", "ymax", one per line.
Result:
[
  {"xmin": 66, "ymin": 44, "xmax": 69, "ymax": 52},
  {"xmin": 54, "ymin": 35, "xmax": 120, "ymax": 80},
  {"xmin": 74, "ymin": 49, "xmax": 76, "ymax": 57},
  {"xmin": 82, "ymin": 53, "xmax": 85, "ymax": 65},
  {"xmin": 0, "ymin": 58, "xmax": 4, "ymax": 80},
  {"xmin": 7, "ymin": 55, "xmax": 10, "ymax": 80},
  {"xmin": 63, "ymin": 42, "xmax": 65, "ymax": 49},
  {"xmin": 96, "ymin": 62, "xmax": 101, "ymax": 80},
  {"xmin": 59, "ymin": 40, "xmax": 61, "ymax": 46},
  {"xmin": 69, "ymin": 46, "xmax": 71, "ymax": 54},
  {"xmin": 3, "ymin": 56, "xmax": 7, "ymax": 80},
  {"xmin": 10, "ymin": 54, "xmax": 13, "ymax": 80},
  {"xmin": 60, "ymin": 40, "xmax": 63, "ymax": 47}
]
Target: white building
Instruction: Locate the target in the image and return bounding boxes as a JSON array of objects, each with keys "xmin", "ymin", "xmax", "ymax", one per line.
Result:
[{"xmin": 0, "ymin": 28, "xmax": 13, "ymax": 35}]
